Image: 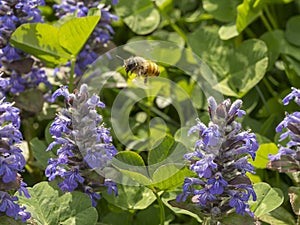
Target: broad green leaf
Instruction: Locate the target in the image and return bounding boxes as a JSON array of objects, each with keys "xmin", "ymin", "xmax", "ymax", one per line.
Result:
[
  {"xmin": 285, "ymin": 16, "xmax": 300, "ymax": 47},
  {"xmin": 152, "ymin": 164, "xmax": 193, "ymax": 190},
  {"xmin": 203, "ymin": 0, "xmax": 239, "ymax": 22},
  {"xmin": 288, "ymin": 186, "xmax": 300, "ymax": 216},
  {"xmin": 148, "ymin": 135, "xmax": 174, "ymax": 166},
  {"xmin": 30, "ymin": 137, "xmax": 56, "ymax": 169},
  {"xmin": 219, "ymin": 39, "xmax": 268, "ymax": 97},
  {"xmin": 259, "ymin": 206, "xmax": 296, "ymax": 225},
  {"xmin": 58, "ymin": 16, "xmax": 100, "ymax": 56},
  {"xmin": 251, "ymin": 182, "xmax": 284, "ymax": 217},
  {"xmin": 112, "ymin": 151, "xmax": 151, "ymax": 185},
  {"xmin": 16, "ymin": 182, "xmax": 97, "ymax": 225},
  {"xmin": 188, "ymin": 25, "xmax": 232, "ymax": 79},
  {"xmin": 10, "ymin": 23, "xmax": 71, "ymax": 66},
  {"xmin": 102, "ymin": 185, "xmax": 156, "ymax": 210},
  {"xmin": 162, "ymin": 191, "xmax": 203, "ymax": 223},
  {"xmin": 249, "ymin": 143, "xmax": 278, "ymax": 169},
  {"xmin": 115, "ymin": 0, "xmax": 160, "ymax": 35}
]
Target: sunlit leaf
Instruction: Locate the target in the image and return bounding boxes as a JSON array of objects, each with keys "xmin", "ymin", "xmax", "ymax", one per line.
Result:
[
  {"xmin": 58, "ymin": 16, "xmax": 100, "ymax": 56},
  {"xmin": 250, "ymin": 182, "xmax": 284, "ymax": 217},
  {"xmin": 10, "ymin": 23, "xmax": 71, "ymax": 66},
  {"xmin": 16, "ymin": 182, "xmax": 97, "ymax": 225},
  {"xmin": 249, "ymin": 143, "xmax": 278, "ymax": 169}
]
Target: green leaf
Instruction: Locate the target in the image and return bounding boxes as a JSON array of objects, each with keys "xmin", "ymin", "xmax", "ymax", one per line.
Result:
[
  {"xmin": 260, "ymin": 30, "xmax": 282, "ymax": 70},
  {"xmin": 58, "ymin": 16, "xmax": 100, "ymax": 56},
  {"xmin": 249, "ymin": 143, "xmax": 278, "ymax": 169},
  {"xmin": 10, "ymin": 23, "xmax": 71, "ymax": 66},
  {"xmin": 285, "ymin": 15, "xmax": 300, "ymax": 47},
  {"xmin": 16, "ymin": 182, "xmax": 98, "ymax": 225},
  {"xmin": 102, "ymin": 185, "xmax": 156, "ymax": 210},
  {"xmin": 148, "ymin": 135, "xmax": 174, "ymax": 166},
  {"xmin": 236, "ymin": 0, "xmax": 265, "ymax": 33},
  {"xmin": 134, "ymin": 204, "xmax": 161, "ymax": 225},
  {"xmin": 219, "ymin": 39, "xmax": 268, "ymax": 97},
  {"xmin": 203, "ymin": 0, "xmax": 239, "ymax": 22},
  {"xmin": 112, "ymin": 151, "xmax": 152, "ymax": 186},
  {"xmin": 115, "ymin": 0, "xmax": 160, "ymax": 35},
  {"xmin": 162, "ymin": 191, "xmax": 203, "ymax": 223},
  {"xmin": 251, "ymin": 182, "xmax": 284, "ymax": 217},
  {"xmin": 219, "ymin": 213, "xmax": 255, "ymax": 225},
  {"xmin": 188, "ymin": 25, "xmax": 232, "ymax": 78},
  {"xmin": 30, "ymin": 137, "xmax": 56, "ymax": 169},
  {"xmin": 219, "ymin": 23, "xmax": 239, "ymax": 40},
  {"xmin": 14, "ymin": 89, "xmax": 44, "ymax": 113},
  {"xmin": 259, "ymin": 206, "xmax": 296, "ymax": 225},
  {"xmin": 152, "ymin": 164, "xmax": 193, "ymax": 190},
  {"xmin": 288, "ymin": 186, "xmax": 300, "ymax": 216}
]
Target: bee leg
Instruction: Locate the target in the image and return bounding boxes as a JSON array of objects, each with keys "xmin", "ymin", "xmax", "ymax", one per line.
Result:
[{"xmin": 144, "ymin": 75, "xmax": 148, "ymax": 84}]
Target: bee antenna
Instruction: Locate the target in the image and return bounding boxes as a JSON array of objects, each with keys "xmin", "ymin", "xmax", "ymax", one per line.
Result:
[{"xmin": 116, "ymin": 55, "xmax": 124, "ymax": 61}]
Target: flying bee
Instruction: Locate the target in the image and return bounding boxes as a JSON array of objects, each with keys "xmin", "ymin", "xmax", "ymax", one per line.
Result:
[{"xmin": 118, "ymin": 56, "xmax": 160, "ymax": 84}]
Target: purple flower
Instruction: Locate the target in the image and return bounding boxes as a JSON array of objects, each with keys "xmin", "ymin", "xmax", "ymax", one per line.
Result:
[
  {"xmin": 0, "ymin": 98, "xmax": 30, "ymax": 221},
  {"xmin": 282, "ymin": 87, "xmax": 300, "ymax": 106},
  {"xmin": 268, "ymin": 87, "xmax": 300, "ymax": 172},
  {"xmin": 0, "ymin": 0, "xmax": 50, "ymax": 95},
  {"xmin": 46, "ymin": 84, "xmax": 118, "ymax": 206},
  {"xmin": 207, "ymin": 173, "xmax": 228, "ymax": 195},
  {"xmin": 177, "ymin": 97, "xmax": 257, "ymax": 220},
  {"xmin": 0, "ymin": 192, "xmax": 31, "ymax": 222}
]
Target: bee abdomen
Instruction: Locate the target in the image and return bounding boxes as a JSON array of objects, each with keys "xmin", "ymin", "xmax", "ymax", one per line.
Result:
[{"xmin": 146, "ymin": 60, "xmax": 160, "ymax": 77}]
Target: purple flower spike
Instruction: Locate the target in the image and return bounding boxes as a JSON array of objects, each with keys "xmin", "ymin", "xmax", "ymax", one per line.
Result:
[
  {"xmin": 177, "ymin": 97, "xmax": 257, "ymax": 221},
  {"xmin": 46, "ymin": 84, "xmax": 118, "ymax": 207},
  {"xmin": 0, "ymin": 98, "xmax": 30, "ymax": 221}
]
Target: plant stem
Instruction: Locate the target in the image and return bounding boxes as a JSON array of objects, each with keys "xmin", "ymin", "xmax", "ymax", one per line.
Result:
[
  {"xmin": 69, "ymin": 57, "xmax": 76, "ymax": 92},
  {"xmin": 153, "ymin": 2, "xmax": 187, "ymax": 43},
  {"xmin": 153, "ymin": 190, "xmax": 165, "ymax": 225},
  {"xmin": 260, "ymin": 12, "xmax": 273, "ymax": 32},
  {"xmin": 263, "ymin": 6, "xmax": 278, "ymax": 29}
]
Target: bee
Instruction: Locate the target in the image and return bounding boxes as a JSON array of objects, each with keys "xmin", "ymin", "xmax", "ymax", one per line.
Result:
[{"xmin": 118, "ymin": 56, "xmax": 160, "ymax": 84}]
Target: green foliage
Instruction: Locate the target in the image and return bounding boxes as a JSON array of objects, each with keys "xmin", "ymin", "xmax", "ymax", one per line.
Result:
[
  {"xmin": 10, "ymin": 16, "xmax": 100, "ymax": 67},
  {"xmin": 251, "ymin": 182, "xmax": 284, "ymax": 217},
  {"xmin": 7, "ymin": 0, "xmax": 300, "ymax": 224},
  {"xmin": 16, "ymin": 182, "xmax": 98, "ymax": 225}
]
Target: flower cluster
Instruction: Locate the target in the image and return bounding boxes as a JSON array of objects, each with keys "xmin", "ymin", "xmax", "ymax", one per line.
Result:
[
  {"xmin": 177, "ymin": 97, "xmax": 258, "ymax": 221},
  {"xmin": 268, "ymin": 87, "xmax": 300, "ymax": 172},
  {"xmin": 0, "ymin": 98, "xmax": 30, "ymax": 221},
  {"xmin": 0, "ymin": 0, "xmax": 51, "ymax": 95},
  {"xmin": 53, "ymin": 0, "xmax": 118, "ymax": 76},
  {"xmin": 45, "ymin": 84, "xmax": 118, "ymax": 206}
]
